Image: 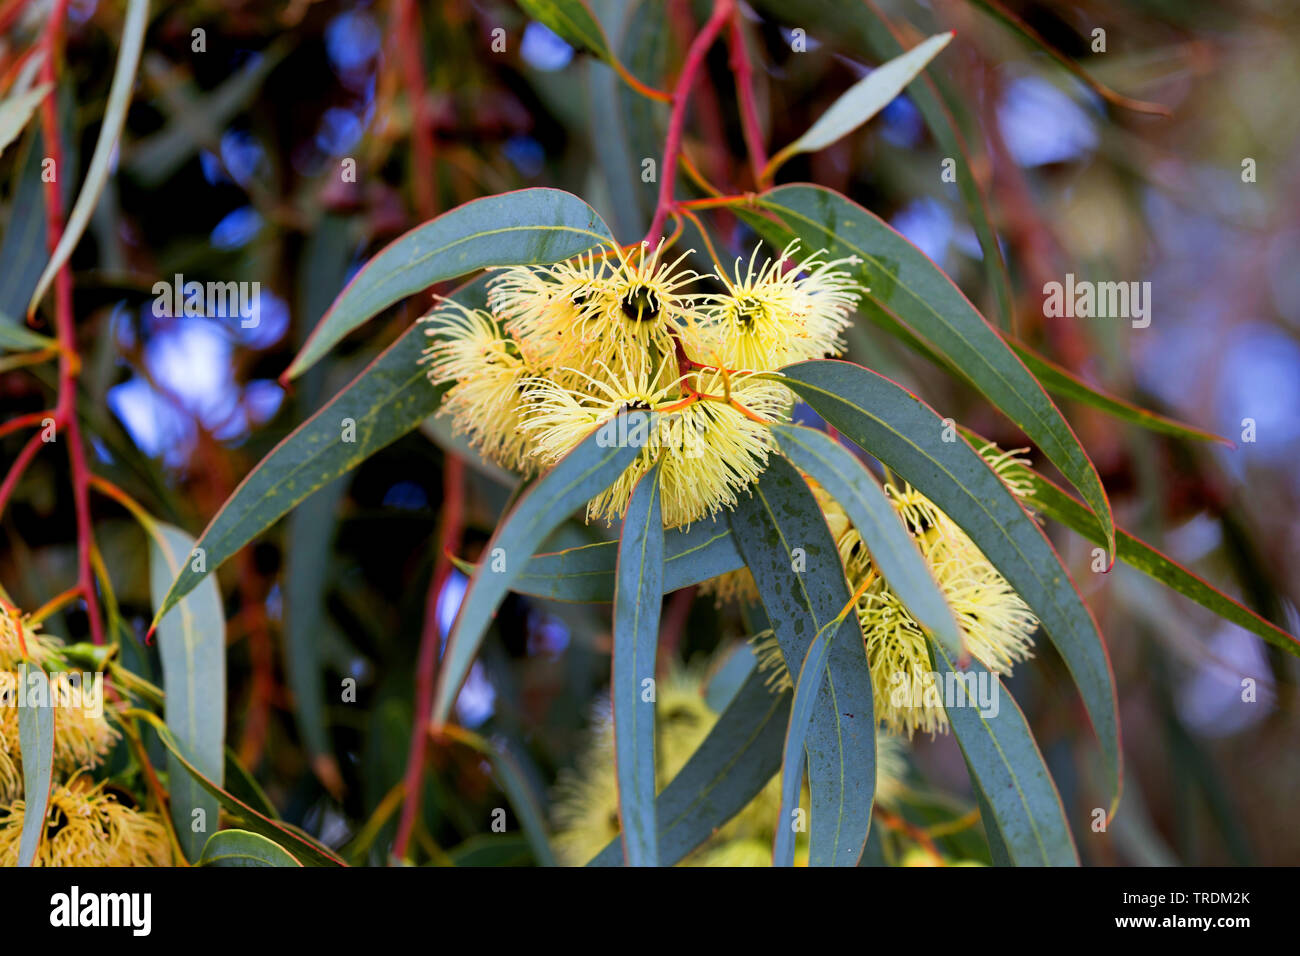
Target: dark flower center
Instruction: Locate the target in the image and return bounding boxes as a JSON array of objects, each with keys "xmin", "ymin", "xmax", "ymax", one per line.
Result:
[{"xmin": 621, "ymin": 285, "xmax": 661, "ymax": 322}]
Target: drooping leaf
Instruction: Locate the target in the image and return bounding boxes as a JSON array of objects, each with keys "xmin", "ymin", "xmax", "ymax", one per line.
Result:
[
  {"xmin": 16, "ymin": 662, "xmax": 54, "ymax": 867},
  {"xmin": 746, "ymin": 184, "xmax": 1116, "ymax": 558},
  {"xmin": 519, "ymin": 0, "xmax": 614, "ymax": 62},
  {"xmin": 996, "ymin": 448, "xmax": 1300, "ymax": 657},
  {"xmin": 772, "ymin": 423, "xmax": 963, "ymax": 657},
  {"xmin": 432, "ymin": 411, "xmax": 651, "ymax": 724},
  {"xmin": 0, "ymin": 83, "xmax": 52, "ymax": 160},
  {"xmin": 931, "ymin": 642, "xmax": 1078, "ymax": 866},
  {"xmin": 764, "ymin": 33, "xmax": 953, "ymax": 179},
  {"xmin": 612, "ymin": 461, "xmax": 663, "ymax": 865},
  {"xmin": 200, "ymin": 829, "xmax": 304, "ymax": 867},
  {"xmin": 149, "ymin": 523, "xmax": 227, "ymax": 862},
  {"xmin": 588, "ymin": 662, "xmax": 791, "ymax": 866},
  {"xmin": 1010, "ymin": 342, "xmax": 1231, "ymax": 446},
  {"xmin": 28, "ymin": 0, "xmax": 149, "ymax": 315},
  {"xmin": 773, "ymin": 616, "xmax": 847, "ymax": 867},
  {"xmin": 779, "ymin": 359, "xmax": 1122, "ymax": 812},
  {"xmin": 464, "ymin": 516, "xmax": 742, "ymax": 603},
  {"xmin": 0, "ymin": 321, "xmax": 55, "ymax": 352},
  {"xmin": 135, "ymin": 711, "xmax": 346, "ymax": 866},
  {"xmin": 149, "ymin": 276, "xmax": 493, "ymax": 625},
  {"xmin": 746, "ymin": 0, "xmax": 1014, "ymax": 327},
  {"xmin": 285, "ymin": 188, "xmax": 614, "ymax": 379},
  {"xmin": 729, "ymin": 455, "xmax": 875, "ymax": 866}
]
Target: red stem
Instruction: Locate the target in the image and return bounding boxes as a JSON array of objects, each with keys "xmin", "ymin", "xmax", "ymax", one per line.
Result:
[
  {"xmin": 644, "ymin": 0, "xmax": 735, "ymax": 246},
  {"xmin": 390, "ymin": 0, "xmax": 465, "ymax": 862},
  {"xmin": 32, "ymin": 0, "xmax": 104, "ymax": 646},
  {"xmin": 0, "ymin": 431, "xmax": 44, "ymax": 518},
  {"xmin": 728, "ymin": 12, "xmax": 767, "ymax": 187}
]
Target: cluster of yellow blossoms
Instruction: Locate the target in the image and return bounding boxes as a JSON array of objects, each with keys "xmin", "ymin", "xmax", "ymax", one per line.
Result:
[
  {"xmin": 425, "ymin": 241, "xmax": 1042, "ymax": 861},
  {"xmin": 0, "ymin": 610, "xmax": 170, "ymax": 866},
  {"xmin": 423, "ymin": 240, "xmax": 862, "ymax": 529}
]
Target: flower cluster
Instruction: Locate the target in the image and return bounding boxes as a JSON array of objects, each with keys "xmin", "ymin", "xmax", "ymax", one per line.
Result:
[
  {"xmin": 423, "ymin": 240, "xmax": 864, "ymax": 528},
  {"xmin": 0, "ymin": 609, "xmax": 169, "ymax": 866},
  {"xmin": 708, "ymin": 444, "xmax": 1040, "ymax": 738}
]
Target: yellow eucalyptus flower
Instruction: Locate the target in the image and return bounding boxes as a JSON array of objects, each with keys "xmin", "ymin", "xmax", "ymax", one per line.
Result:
[{"xmin": 0, "ymin": 777, "xmax": 171, "ymax": 867}]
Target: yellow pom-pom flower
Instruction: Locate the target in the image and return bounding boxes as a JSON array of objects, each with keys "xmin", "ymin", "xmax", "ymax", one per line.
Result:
[
  {"xmin": 700, "ymin": 241, "xmax": 864, "ymax": 370},
  {"xmin": 0, "ymin": 776, "xmax": 171, "ymax": 867}
]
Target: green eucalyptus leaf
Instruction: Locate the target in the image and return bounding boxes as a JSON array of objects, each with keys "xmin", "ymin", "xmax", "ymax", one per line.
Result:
[
  {"xmin": 766, "ymin": 33, "xmax": 952, "ymax": 176},
  {"xmin": 772, "ymin": 423, "xmax": 962, "ymax": 657},
  {"xmin": 729, "ymin": 455, "xmax": 875, "ymax": 866},
  {"xmin": 746, "ymin": 184, "xmax": 1116, "ymax": 558},
  {"xmin": 432, "ymin": 411, "xmax": 652, "ymax": 724},
  {"xmin": 200, "ymin": 829, "xmax": 303, "ymax": 867},
  {"xmin": 149, "ymin": 523, "xmax": 226, "ymax": 862},
  {"xmin": 612, "ymin": 462, "xmax": 663, "ymax": 866},
  {"xmin": 932, "ymin": 643, "xmax": 1078, "ymax": 866},
  {"xmin": 148, "ymin": 278, "xmax": 491, "ymax": 627},
  {"xmin": 779, "ymin": 358, "xmax": 1122, "ymax": 813},
  {"xmin": 16, "ymin": 663, "xmax": 55, "ymax": 867},
  {"xmin": 285, "ymin": 188, "xmax": 614, "ymax": 378}
]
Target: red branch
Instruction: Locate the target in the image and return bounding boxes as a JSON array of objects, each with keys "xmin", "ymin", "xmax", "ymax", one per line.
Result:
[
  {"xmin": 644, "ymin": 0, "xmax": 735, "ymax": 246},
  {"xmin": 728, "ymin": 12, "xmax": 767, "ymax": 187},
  {"xmin": 26, "ymin": 0, "xmax": 104, "ymax": 646},
  {"xmin": 390, "ymin": 0, "xmax": 465, "ymax": 863}
]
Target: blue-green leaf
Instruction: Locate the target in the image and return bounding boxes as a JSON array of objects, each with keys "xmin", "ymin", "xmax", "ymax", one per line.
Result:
[
  {"xmin": 588, "ymin": 661, "xmax": 790, "ymax": 866},
  {"xmin": 728, "ymin": 455, "xmax": 875, "ymax": 866},
  {"xmin": 765, "ymin": 33, "xmax": 953, "ymax": 177},
  {"xmin": 779, "ymin": 359, "xmax": 1121, "ymax": 812},
  {"xmin": 149, "ymin": 522, "xmax": 226, "ymax": 862},
  {"xmin": 612, "ymin": 461, "xmax": 663, "ymax": 866},
  {"xmin": 28, "ymin": 0, "xmax": 149, "ymax": 315},
  {"xmin": 772, "ymin": 423, "xmax": 962, "ymax": 658},
  {"xmin": 200, "ymin": 829, "xmax": 304, "ymax": 867},
  {"xmin": 432, "ymin": 412, "xmax": 651, "ymax": 724},
  {"xmin": 16, "ymin": 662, "xmax": 54, "ymax": 867},
  {"xmin": 931, "ymin": 642, "xmax": 1077, "ymax": 866},
  {"xmin": 480, "ymin": 517, "xmax": 742, "ymax": 603},
  {"xmin": 773, "ymin": 617, "xmax": 845, "ymax": 867},
  {"xmin": 285, "ymin": 188, "xmax": 614, "ymax": 378},
  {"xmin": 750, "ymin": 184, "xmax": 1116, "ymax": 558},
  {"xmin": 149, "ymin": 278, "xmax": 490, "ymax": 626}
]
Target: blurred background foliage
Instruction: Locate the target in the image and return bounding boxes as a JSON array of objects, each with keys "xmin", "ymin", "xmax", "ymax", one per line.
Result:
[{"xmin": 2, "ymin": 0, "xmax": 1298, "ymax": 865}]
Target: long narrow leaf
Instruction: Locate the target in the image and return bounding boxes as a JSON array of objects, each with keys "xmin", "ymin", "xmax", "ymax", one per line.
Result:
[
  {"xmin": 772, "ymin": 423, "xmax": 963, "ymax": 657},
  {"xmin": 765, "ymin": 33, "xmax": 953, "ymax": 178},
  {"xmin": 931, "ymin": 642, "xmax": 1078, "ymax": 866},
  {"xmin": 749, "ymin": 185, "xmax": 1116, "ymax": 558},
  {"xmin": 16, "ymin": 662, "xmax": 54, "ymax": 867},
  {"xmin": 729, "ymin": 455, "xmax": 875, "ymax": 866},
  {"xmin": 28, "ymin": 0, "xmax": 149, "ymax": 315},
  {"xmin": 149, "ymin": 277, "xmax": 492, "ymax": 625},
  {"xmin": 285, "ymin": 188, "xmax": 614, "ymax": 378},
  {"xmin": 773, "ymin": 618, "xmax": 842, "ymax": 866},
  {"xmin": 779, "ymin": 359, "xmax": 1122, "ymax": 813},
  {"xmin": 612, "ymin": 462, "xmax": 663, "ymax": 865},
  {"xmin": 461, "ymin": 517, "xmax": 743, "ymax": 603},
  {"xmin": 432, "ymin": 412, "xmax": 650, "ymax": 724},
  {"xmin": 149, "ymin": 523, "xmax": 226, "ymax": 862}
]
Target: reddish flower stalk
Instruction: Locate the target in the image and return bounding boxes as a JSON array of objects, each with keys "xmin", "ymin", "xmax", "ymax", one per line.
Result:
[
  {"xmin": 728, "ymin": 12, "xmax": 768, "ymax": 187},
  {"xmin": 26, "ymin": 0, "xmax": 105, "ymax": 646},
  {"xmin": 644, "ymin": 0, "xmax": 736, "ymax": 246},
  {"xmin": 390, "ymin": 0, "xmax": 465, "ymax": 863}
]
